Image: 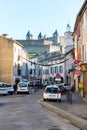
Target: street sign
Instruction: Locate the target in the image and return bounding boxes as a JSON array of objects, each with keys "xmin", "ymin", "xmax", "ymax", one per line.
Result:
[{"xmin": 56, "ymin": 73, "xmax": 61, "ymax": 78}]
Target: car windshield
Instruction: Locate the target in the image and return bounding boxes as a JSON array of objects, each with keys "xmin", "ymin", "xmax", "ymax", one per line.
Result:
[
  {"xmin": 0, "ymin": 84, "xmax": 7, "ymax": 88},
  {"xmin": 46, "ymin": 87, "xmax": 58, "ymax": 93},
  {"xmin": 19, "ymin": 83, "xmax": 27, "ymax": 87}
]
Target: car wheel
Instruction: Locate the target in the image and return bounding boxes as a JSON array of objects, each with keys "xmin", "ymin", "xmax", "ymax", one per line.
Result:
[
  {"xmin": 27, "ymin": 92, "xmax": 29, "ymax": 94},
  {"xmin": 10, "ymin": 92, "xmax": 13, "ymax": 95},
  {"xmin": 43, "ymin": 98, "xmax": 46, "ymax": 101},
  {"xmin": 58, "ymin": 99, "xmax": 61, "ymax": 102}
]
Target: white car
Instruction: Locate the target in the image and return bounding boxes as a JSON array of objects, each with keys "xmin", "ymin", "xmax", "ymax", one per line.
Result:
[
  {"xmin": 43, "ymin": 84, "xmax": 61, "ymax": 102},
  {"xmin": 17, "ymin": 82, "xmax": 30, "ymax": 94},
  {"xmin": 7, "ymin": 84, "xmax": 14, "ymax": 95},
  {"xmin": 0, "ymin": 82, "xmax": 8, "ymax": 95}
]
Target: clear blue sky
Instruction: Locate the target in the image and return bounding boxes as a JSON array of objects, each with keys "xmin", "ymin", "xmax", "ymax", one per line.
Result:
[{"xmin": 0, "ymin": 0, "xmax": 85, "ymax": 39}]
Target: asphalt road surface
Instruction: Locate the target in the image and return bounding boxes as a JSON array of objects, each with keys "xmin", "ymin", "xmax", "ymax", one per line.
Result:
[{"xmin": 0, "ymin": 90, "xmax": 81, "ymax": 130}]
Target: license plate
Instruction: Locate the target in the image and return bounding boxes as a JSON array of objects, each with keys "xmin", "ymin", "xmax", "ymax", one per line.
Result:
[
  {"xmin": 20, "ymin": 89, "xmax": 25, "ymax": 90},
  {"xmin": 0, "ymin": 89, "xmax": 6, "ymax": 91},
  {"xmin": 49, "ymin": 95, "xmax": 56, "ymax": 97}
]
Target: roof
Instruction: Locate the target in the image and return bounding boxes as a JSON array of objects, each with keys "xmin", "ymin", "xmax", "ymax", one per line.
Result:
[
  {"xmin": 74, "ymin": 0, "xmax": 87, "ymax": 32},
  {"xmin": 0, "ymin": 35, "xmax": 23, "ymax": 48}
]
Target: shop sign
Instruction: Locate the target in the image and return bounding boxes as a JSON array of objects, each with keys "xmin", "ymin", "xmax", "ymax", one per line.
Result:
[
  {"xmin": 79, "ymin": 82, "xmax": 83, "ymax": 89},
  {"xmin": 56, "ymin": 73, "xmax": 61, "ymax": 78},
  {"xmin": 55, "ymin": 78, "xmax": 61, "ymax": 81}
]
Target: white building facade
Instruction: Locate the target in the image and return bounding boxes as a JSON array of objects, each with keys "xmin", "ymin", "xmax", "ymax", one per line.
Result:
[{"xmin": 13, "ymin": 41, "xmax": 29, "ymax": 84}]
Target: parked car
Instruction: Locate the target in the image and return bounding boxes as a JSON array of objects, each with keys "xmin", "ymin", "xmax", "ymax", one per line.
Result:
[
  {"xmin": 57, "ymin": 83, "xmax": 65, "ymax": 95},
  {"xmin": 7, "ymin": 84, "xmax": 14, "ymax": 95},
  {"xmin": 63, "ymin": 83, "xmax": 71, "ymax": 93},
  {"xmin": 43, "ymin": 84, "xmax": 61, "ymax": 102},
  {"xmin": 17, "ymin": 82, "xmax": 30, "ymax": 94},
  {"xmin": 0, "ymin": 82, "xmax": 8, "ymax": 95},
  {"xmin": 27, "ymin": 82, "xmax": 34, "ymax": 93}
]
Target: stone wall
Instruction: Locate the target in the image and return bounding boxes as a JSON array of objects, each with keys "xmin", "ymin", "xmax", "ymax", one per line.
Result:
[{"xmin": 17, "ymin": 38, "xmax": 60, "ymax": 54}]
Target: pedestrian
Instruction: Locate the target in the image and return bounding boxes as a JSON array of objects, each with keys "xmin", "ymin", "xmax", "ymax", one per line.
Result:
[{"xmin": 13, "ymin": 84, "xmax": 17, "ymax": 93}]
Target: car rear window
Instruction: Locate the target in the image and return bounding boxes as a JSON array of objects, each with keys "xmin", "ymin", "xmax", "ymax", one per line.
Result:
[
  {"xmin": 64, "ymin": 84, "xmax": 70, "ymax": 86},
  {"xmin": 46, "ymin": 87, "xmax": 58, "ymax": 93}
]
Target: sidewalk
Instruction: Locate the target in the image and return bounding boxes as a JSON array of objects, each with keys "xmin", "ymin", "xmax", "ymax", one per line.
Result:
[
  {"xmin": 51, "ymin": 92, "xmax": 87, "ymax": 120},
  {"xmin": 39, "ymin": 92, "xmax": 87, "ymax": 130}
]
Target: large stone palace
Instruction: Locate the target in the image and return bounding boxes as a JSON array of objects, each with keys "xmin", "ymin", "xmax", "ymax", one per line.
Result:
[
  {"xmin": 17, "ymin": 30, "xmax": 65, "ymax": 55},
  {"xmin": 17, "ymin": 24, "xmax": 73, "ymax": 56}
]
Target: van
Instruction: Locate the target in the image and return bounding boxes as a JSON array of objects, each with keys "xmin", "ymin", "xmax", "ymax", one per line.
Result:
[{"xmin": 0, "ymin": 82, "xmax": 8, "ymax": 95}]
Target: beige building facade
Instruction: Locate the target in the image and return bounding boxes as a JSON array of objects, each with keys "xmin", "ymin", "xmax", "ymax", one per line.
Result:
[
  {"xmin": 73, "ymin": 0, "xmax": 87, "ymax": 98},
  {"xmin": 0, "ymin": 35, "xmax": 29, "ymax": 85}
]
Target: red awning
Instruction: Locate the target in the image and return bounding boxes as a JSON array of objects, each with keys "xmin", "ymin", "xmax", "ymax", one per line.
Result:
[{"xmin": 73, "ymin": 70, "xmax": 81, "ymax": 75}]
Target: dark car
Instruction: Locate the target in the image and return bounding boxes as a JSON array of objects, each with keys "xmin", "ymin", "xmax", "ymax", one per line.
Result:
[
  {"xmin": 58, "ymin": 83, "xmax": 65, "ymax": 94},
  {"xmin": 63, "ymin": 83, "xmax": 71, "ymax": 93},
  {"xmin": 58, "ymin": 83, "xmax": 72, "ymax": 94}
]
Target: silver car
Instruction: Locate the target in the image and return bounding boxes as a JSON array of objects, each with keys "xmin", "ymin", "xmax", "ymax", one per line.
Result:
[
  {"xmin": 0, "ymin": 82, "xmax": 8, "ymax": 95},
  {"xmin": 17, "ymin": 82, "xmax": 30, "ymax": 94}
]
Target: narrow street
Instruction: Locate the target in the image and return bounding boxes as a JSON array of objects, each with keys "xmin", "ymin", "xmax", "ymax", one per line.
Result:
[{"xmin": 0, "ymin": 90, "xmax": 81, "ymax": 130}]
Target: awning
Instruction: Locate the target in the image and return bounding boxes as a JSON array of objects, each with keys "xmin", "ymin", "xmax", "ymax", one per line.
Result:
[{"xmin": 73, "ymin": 70, "xmax": 81, "ymax": 75}]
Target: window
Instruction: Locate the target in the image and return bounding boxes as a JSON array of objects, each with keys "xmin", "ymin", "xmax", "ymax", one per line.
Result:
[
  {"xmin": 39, "ymin": 70, "xmax": 41, "ymax": 75},
  {"xmin": 59, "ymin": 65, "xmax": 63, "ymax": 73},
  {"xmin": 55, "ymin": 66, "xmax": 58, "ymax": 73},
  {"xmin": 81, "ymin": 44, "xmax": 87, "ymax": 61},
  {"xmin": 34, "ymin": 69, "xmax": 36, "ymax": 75},
  {"xmin": 50, "ymin": 67, "xmax": 54, "ymax": 74},
  {"xmin": 15, "ymin": 47, "xmax": 16, "ymax": 52},
  {"xmin": 18, "ymin": 55, "xmax": 20, "ymax": 61},
  {"xmin": 18, "ymin": 64, "xmax": 21, "ymax": 75},
  {"xmin": 81, "ymin": 45, "xmax": 84, "ymax": 61},
  {"xmin": 30, "ymin": 69, "xmax": 32, "ymax": 74},
  {"xmin": 45, "ymin": 69, "xmax": 49, "ymax": 74},
  {"xmin": 84, "ymin": 13, "xmax": 86, "ymax": 31},
  {"xmin": 18, "ymin": 49, "xmax": 20, "ymax": 55},
  {"xmin": 43, "ymin": 70, "xmax": 45, "ymax": 75}
]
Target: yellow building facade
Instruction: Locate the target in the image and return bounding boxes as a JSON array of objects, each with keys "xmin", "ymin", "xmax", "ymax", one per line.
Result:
[{"xmin": 0, "ymin": 35, "xmax": 29, "ymax": 85}]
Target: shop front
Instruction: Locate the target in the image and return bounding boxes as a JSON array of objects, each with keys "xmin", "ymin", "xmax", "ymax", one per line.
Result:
[{"xmin": 80, "ymin": 63, "xmax": 87, "ymax": 98}]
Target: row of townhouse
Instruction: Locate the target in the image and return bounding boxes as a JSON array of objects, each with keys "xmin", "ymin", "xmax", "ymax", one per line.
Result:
[
  {"xmin": 73, "ymin": 0, "xmax": 87, "ymax": 98},
  {"xmin": 28, "ymin": 50, "xmax": 74, "ymax": 87},
  {"xmin": 0, "ymin": 34, "xmax": 29, "ymax": 85},
  {"xmin": 21, "ymin": 0, "xmax": 87, "ymax": 99}
]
